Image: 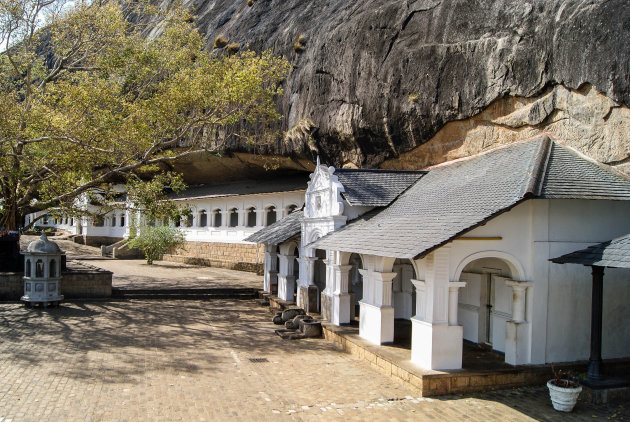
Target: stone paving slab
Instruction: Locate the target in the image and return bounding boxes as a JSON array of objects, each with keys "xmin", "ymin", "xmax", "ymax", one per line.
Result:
[{"xmin": 0, "ymin": 299, "xmax": 627, "ymax": 421}]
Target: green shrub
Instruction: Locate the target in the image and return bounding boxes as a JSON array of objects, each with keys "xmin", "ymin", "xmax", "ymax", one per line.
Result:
[{"xmin": 128, "ymin": 226, "xmax": 186, "ymax": 265}]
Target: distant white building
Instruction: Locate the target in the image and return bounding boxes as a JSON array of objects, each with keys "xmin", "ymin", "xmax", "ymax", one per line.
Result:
[
  {"xmin": 248, "ymin": 137, "xmax": 630, "ymax": 370},
  {"xmin": 26, "ymin": 177, "xmax": 307, "ymax": 272}
]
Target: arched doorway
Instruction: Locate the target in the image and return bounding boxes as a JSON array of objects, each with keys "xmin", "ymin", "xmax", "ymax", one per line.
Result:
[{"xmin": 457, "ymin": 257, "xmax": 515, "ymax": 353}]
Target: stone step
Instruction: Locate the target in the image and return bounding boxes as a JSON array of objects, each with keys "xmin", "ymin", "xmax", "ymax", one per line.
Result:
[{"xmin": 111, "ymin": 287, "xmax": 259, "ymax": 300}]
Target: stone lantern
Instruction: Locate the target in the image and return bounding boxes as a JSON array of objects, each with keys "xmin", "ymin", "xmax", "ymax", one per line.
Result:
[{"xmin": 21, "ymin": 233, "xmax": 64, "ymax": 307}]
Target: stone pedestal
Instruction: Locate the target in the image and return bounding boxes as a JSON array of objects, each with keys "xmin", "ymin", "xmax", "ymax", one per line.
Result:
[
  {"xmin": 278, "ymin": 275, "xmax": 296, "ymax": 302},
  {"xmin": 298, "ymin": 285, "xmax": 319, "ymax": 313},
  {"xmin": 411, "ymin": 318, "xmax": 463, "ymax": 369},
  {"xmin": 359, "ymin": 301, "xmax": 395, "ymax": 344}
]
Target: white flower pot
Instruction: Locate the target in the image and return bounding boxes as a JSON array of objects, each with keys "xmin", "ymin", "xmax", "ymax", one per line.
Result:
[{"xmin": 547, "ymin": 380, "xmax": 582, "ymax": 412}]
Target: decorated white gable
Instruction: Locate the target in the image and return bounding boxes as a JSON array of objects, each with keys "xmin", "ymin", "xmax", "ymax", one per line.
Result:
[{"xmin": 304, "ymin": 158, "xmax": 345, "ymax": 220}]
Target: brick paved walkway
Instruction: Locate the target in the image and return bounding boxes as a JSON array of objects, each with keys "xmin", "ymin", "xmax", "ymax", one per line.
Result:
[{"xmin": 0, "ymin": 299, "xmax": 627, "ymax": 421}]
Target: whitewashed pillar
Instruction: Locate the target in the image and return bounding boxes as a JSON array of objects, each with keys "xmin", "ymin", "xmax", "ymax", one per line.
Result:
[
  {"xmin": 358, "ymin": 255, "xmax": 396, "ymax": 345},
  {"xmin": 236, "ymin": 210, "xmax": 247, "ymax": 228},
  {"xmin": 411, "ymin": 246, "xmax": 465, "ymax": 370},
  {"xmin": 448, "ymin": 282, "xmax": 467, "ymax": 326},
  {"xmin": 277, "ymin": 253, "xmax": 297, "ymax": 302},
  {"xmin": 263, "ymin": 244, "xmax": 278, "ymax": 294},
  {"xmin": 297, "ymin": 256, "xmax": 318, "ymax": 312},
  {"xmin": 505, "ymin": 280, "xmax": 533, "ymax": 365}
]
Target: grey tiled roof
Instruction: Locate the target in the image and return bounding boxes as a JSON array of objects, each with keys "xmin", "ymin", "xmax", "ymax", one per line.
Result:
[
  {"xmin": 245, "ymin": 210, "xmax": 303, "ymax": 245},
  {"xmin": 540, "ymin": 143, "xmax": 630, "ymax": 199},
  {"xmin": 550, "ymin": 233, "xmax": 630, "ymax": 269},
  {"xmin": 333, "ymin": 169, "xmax": 425, "ymax": 207},
  {"xmin": 310, "ymin": 137, "xmax": 630, "ymax": 259},
  {"xmin": 170, "ymin": 176, "xmax": 308, "ymax": 201}
]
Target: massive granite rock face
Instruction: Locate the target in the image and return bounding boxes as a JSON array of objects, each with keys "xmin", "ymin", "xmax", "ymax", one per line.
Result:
[{"xmin": 157, "ymin": 0, "xmax": 630, "ymax": 175}]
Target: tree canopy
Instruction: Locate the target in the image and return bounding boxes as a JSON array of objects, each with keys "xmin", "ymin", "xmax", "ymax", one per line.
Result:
[{"xmin": 0, "ymin": 0, "xmax": 291, "ymax": 230}]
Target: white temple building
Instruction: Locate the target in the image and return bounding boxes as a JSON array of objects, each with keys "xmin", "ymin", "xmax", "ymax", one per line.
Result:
[
  {"xmin": 247, "ymin": 137, "xmax": 630, "ymax": 371},
  {"xmin": 26, "ymin": 177, "xmax": 307, "ymax": 271}
]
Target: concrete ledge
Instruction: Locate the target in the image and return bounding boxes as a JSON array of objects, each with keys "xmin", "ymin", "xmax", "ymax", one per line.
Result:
[
  {"xmin": 320, "ymin": 322, "xmax": 630, "ymax": 397},
  {"xmin": 163, "ymin": 254, "xmax": 263, "ymax": 274},
  {"xmin": 0, "ymin": 260, "xmax": 112, "ymax": 300}
]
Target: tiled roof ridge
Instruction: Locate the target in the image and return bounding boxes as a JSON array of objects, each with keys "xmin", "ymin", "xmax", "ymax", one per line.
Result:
[
  {"xmin": 421, "ymin": 136, "xmax": 550, "ymax": 172},
  {"xmin": 551, "ymin": 140, "xmax": 630, "ymax": 184},
  {"xmin": 525, "ymin": 135, "xmax": 552, "ymax": 197},
  {"xmin": 333, "ymin": 168, "xmax": 425, "ymax": 174}
]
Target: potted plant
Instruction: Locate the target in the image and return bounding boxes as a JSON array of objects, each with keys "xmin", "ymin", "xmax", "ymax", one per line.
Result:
[{"xmin": 547, "ymin": 364, "xmax": 583, "ymax": 412}]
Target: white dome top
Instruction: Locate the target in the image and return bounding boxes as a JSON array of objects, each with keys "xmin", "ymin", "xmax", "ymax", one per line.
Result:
[{"xmin": 26, "ymin": 233, "xmax": 62, "ymax": 255}]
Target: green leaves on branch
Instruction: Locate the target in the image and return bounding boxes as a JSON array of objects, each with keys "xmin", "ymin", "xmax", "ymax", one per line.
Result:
[{"xmin": 0, "ymin": 0, "xmax": 291, "ymax": 230}]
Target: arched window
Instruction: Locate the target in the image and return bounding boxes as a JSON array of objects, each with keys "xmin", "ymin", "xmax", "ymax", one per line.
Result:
[
  {"xmin": 93, "ymin": 217, "xmax": 104, "ymax": 227},
  {"xmin": 185, "ymin": 214, "xmax": 193, "ymax": 228},
  {"xmin": 35, "ymin": 259, "xmax": 44, "ymax": 278},
  {"xmin": 25, "ymin": 260, "xmax": 31, "ymax": 277},
  {"xmin": 286, "ymin": 204, "xmax": 298, "ymax": 214},
  {"xmin": 43, "ymin": 214, "xmax": 49, "ymax": 224},
  {"xmin": 229, "ymin": 208, "xmax": 239, "ymax": 227},
  {"xmin": 111, "ymin": 215, "xmax": 116, "ymax": 227},
  {"xmin": 265, "ymin": 206, "xmax": 276, "ymax": 226},
  {"xmin": 50, "ymin": 260, "xmax": 57, "ymax": 278},
  {"xmin": 198, "ymin": 210, "xmax": 207, "ymax": 227},
  {"xmin": 246, "ymin": 207, "xmax": 256, "ymax": 227},
  {"xmin": 213, "ymin": 209, "xmax": 222, "ymax": 228},
  {"xmin": 120, "ymin": 215, "xmax": 125, "ymax": 227},
  {"xmin": 70, "ymin": 218, "xmax": 74, "ymax": 226}
]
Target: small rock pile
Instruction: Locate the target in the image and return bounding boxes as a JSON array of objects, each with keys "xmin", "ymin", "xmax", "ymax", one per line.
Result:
[{"xmin": 273, "ymin": 308, "xmax": 322, "ymax": 340}]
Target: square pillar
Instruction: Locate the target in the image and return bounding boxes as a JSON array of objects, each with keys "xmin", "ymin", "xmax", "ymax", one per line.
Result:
[
  {"xmin": 410, "ymin": 247, "xmax": 465, "ymax": 370},
  {"xmin": 263, "ymin": 245, "xmax": 278, "ymax": 294},
  {"xmin": 297, "ymin": 256, "xmax": 318, "ymax": 312},
  {"xmin": 323, "ymin": 263, "xmax": 353, "ymax": 325},
  {"xmin": 278, "ymin": 253, "xmax": 297, "ymax": 302},
  {"xmin": 278, "ymin": 275, "xmax": 296, "ymax": 302},
  {"xmin": 358, "ymin": 269, "xmax": 396, "ymax": 344},
  {"xmin": 504, "ymin": 280, "xmax": 533, "ymax": 366}
]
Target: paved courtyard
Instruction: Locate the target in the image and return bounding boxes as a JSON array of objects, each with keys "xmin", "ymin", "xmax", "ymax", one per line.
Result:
[{"xmin": 0, "ymin": 296, "xmax": 627, "ymax": 421}]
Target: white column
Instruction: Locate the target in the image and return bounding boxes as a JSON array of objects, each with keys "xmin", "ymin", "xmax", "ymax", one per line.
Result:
[
  {"xmin": 329, "ymin": 264, "xmax": 352, "ymax": 325},
  {"xmin": 297, "ymin": 256, "xmax": 318, "ymax": 311},
  {"xmin": 505, "ymin": 280, "xmax": 533, "ymax": 365},
  {"xmin": 277, "ymin": 253, "xmax": 296, "ymax": 302},
  {"xmin": 237, "ymin": 210, "xmax": 246, "ymax": 228},
  {"xmin": 263, "ymin": 244, "xmax": 278, "ymax": 294},
  {"xmin": 411, "ymin": 246, "xmax": 465, "ymax": 370},
  {"xmin": 358, "ymin": 258, "xmax": 396, "ymax": 344},
  {"xmin": 448, "ymin": 282, "xmax": 467, "ymax": 326}
]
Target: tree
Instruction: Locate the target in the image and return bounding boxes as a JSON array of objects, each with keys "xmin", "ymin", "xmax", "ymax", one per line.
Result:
[
  {"xmin": 127, "ymin": 225, "xmax": 185, "ymax": 265},
  {"xmin": 0, "ymin": 0, "xmax": 291, "ymax": 230}
]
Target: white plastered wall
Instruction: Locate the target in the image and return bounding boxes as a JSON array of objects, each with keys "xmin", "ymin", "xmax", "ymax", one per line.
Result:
[{"xmin": 431, "ymin": 198, "xmax": 630, "ymax": 366}]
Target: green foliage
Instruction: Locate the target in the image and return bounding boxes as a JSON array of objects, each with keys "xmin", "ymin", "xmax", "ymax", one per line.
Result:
[
  {"xmin": 0, "ymin": 0, "xmax": 292, "ymax": 230},
  {"xmin": 128, "ymin": 225, "xmax": 186, "ymax": 265}
]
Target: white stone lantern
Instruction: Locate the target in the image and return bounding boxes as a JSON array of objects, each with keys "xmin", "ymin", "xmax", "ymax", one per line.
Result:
[{"xmin": 21, "ymin": 233, "xmax": 64, "ymax": 307}]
